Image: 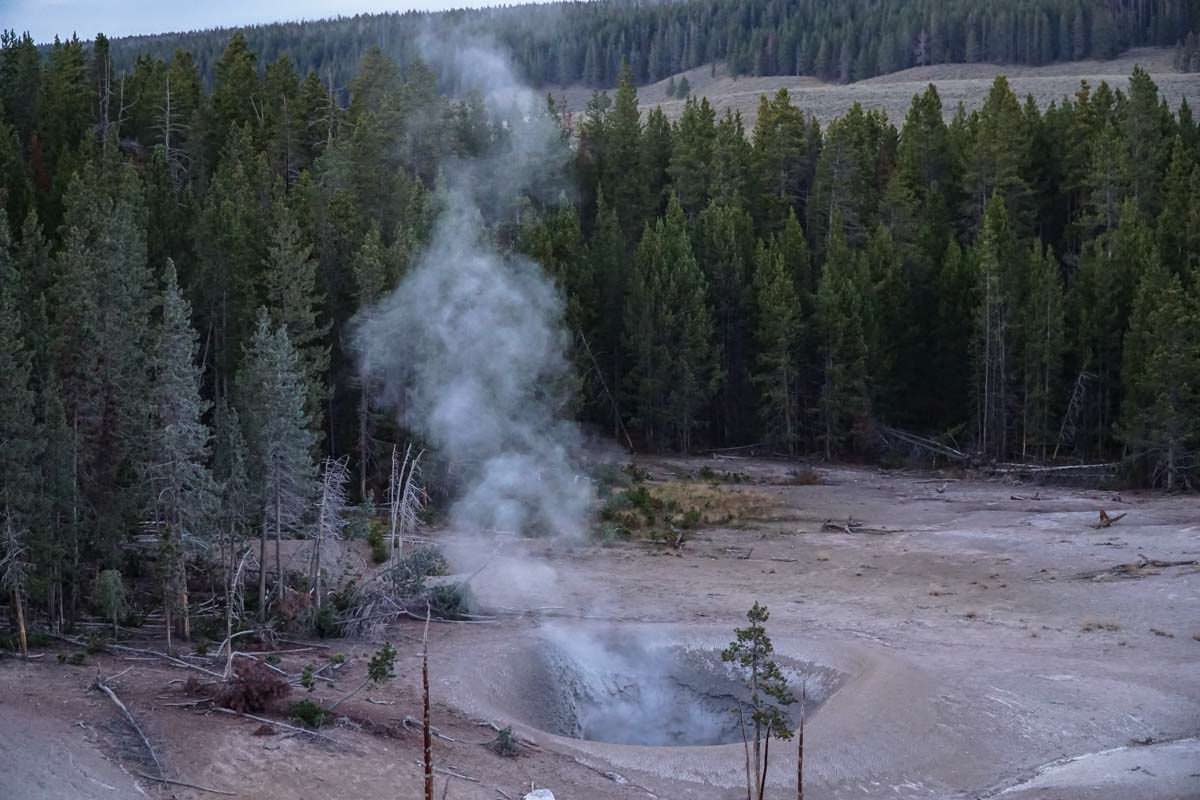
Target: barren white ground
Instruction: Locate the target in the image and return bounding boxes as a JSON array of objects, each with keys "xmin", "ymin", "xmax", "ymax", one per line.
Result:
[{"xmin": 2, "ymin": 458, "xmax": 1198, "ymax": 800}]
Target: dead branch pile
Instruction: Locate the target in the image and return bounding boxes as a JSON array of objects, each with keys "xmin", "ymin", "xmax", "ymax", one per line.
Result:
[
  {"xmin": 820, "ymin": 517, "xmax": 895, "ymax": 535},
  {"xmin": 189, "ymin": 658, "xmax": 291, "ymax": 712},
  {"xmin": 1073, "ymin": 556, "xmax": 1198, "ymax": 581}
]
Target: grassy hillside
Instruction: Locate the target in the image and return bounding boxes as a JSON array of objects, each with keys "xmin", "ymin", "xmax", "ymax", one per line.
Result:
[{"xmin": 554, "ymin": 47, "xmax": 1196, "ymax": 127}]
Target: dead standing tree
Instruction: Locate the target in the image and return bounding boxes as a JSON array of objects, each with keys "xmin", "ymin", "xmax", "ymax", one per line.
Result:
[
  {"xmin": 388, "ymin": 444, "xmax": 425, "ymax": 564},
  {"xmin": 310, "ymin": 456, "xmax": 350, "ymax": 611},
  {"xmin": 1, "ymin": 512, "xmax": 29, "ymax": 657}
]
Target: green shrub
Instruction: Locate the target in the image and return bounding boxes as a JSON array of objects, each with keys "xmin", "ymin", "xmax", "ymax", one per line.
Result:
[
  {"xmin": 427, "ymin": 583, "xmax": 470, "ymax": 620},
  {"xmin": 487, "ymin": 726, "xmax": 521, "ymax": 757},
  {"xmin": 313, "ymin": 604, "xmax": 339, "ymax": 638},
  {"xmin": 367, "ymin": 520, "xmax": 388, "ymax": 564},
  {"xmin": 288, "ymin": 699, "xmax": 328, "ymax": 728},
  {"xmin": 386, "ymin": 545, "xmax": 448, "ymax": 595}
]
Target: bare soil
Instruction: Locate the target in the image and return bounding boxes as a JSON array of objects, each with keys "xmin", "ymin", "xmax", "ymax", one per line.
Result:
[{"xmin": 2, "ymin": 458, "xmax": 1198, "ymax": 799}]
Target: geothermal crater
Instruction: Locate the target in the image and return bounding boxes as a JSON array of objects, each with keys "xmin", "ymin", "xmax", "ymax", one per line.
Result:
[{"xmin": 503, "ymin": 628, "xmax": 843, "ymax": 747}]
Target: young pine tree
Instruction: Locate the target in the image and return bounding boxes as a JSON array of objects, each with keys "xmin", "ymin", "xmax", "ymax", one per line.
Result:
[{"xmin": 722, "ymin": 602, "xmax": 795, "ymax": 800}]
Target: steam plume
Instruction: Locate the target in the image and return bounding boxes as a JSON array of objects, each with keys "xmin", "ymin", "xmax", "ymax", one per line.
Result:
[{"xmin": 355, "ymin": 36, "xmax": 593, "ymax": 539}]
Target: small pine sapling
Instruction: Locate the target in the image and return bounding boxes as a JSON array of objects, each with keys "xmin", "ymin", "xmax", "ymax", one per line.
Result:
[{"xmin": 723, "ymin": 602, "xmax": 796, "ymax": 800}]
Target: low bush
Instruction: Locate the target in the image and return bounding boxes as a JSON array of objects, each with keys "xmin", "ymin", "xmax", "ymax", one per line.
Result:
[
  {"xmin": 288, "ymin": 698, "xmax": 328, "ymax": 729},
  {"xmin": 385, "ymin": 545, "xmax": 448, "ymax": 595},
  {"xmin": 367, "ymin": 520, "xmax": 389, "ymax": 564},
  {"xmin": 426, "ymin": 583, "xmax": 470, "ymax": 620}
]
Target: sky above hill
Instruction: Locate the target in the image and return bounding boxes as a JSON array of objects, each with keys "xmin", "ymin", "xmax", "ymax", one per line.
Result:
[{"xmin": 3, "ymin": 1, "xmax": 547, "ymax": 43}]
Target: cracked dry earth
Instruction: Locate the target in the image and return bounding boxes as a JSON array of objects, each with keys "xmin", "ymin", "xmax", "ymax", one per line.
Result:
[{"xmin": 2, "ymin": 457, "xmax": 1198, "ymax": 800}]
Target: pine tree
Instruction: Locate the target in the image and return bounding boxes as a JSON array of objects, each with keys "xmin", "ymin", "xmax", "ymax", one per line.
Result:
[
  {"xmin": 816, "ymin": 217, "xmax": 870, "ymax": 459},
  {"xmin": 1019, "ymin": 242, "xmax": 1065, "ymax": 459},
  {"xmin": 963, "ymin": 77, "xmax": 1031, "ymax": 232},
  {"xmin": 973, "ymin": 194, "xmax": 1019, "ymax": 460},
  {"xmin": 147, "ymin": 260, "xmax": 214, "ymax": 643},
  {"xmin": 211, "ymin": 397, "xmax": 252, "ymax": 644},
  {"xmin": 239, "ymin": 309, "xmax": 316, "ymax": 617},
  {"xmin": 695, "ymin": 200, "xmax": 755, "ymax": 443},
  {"xmin": 668, "ymin": 96, "xmax": 716, "ymax": 217},
  {"xmin": 862, "ymin": 224, "xmax": 907, "ymax": 420},
  {"xmin": 50, "ymin": 163, "xmax": 154, "ymax": 563},
  {"xmin": 638, "ymin": 107, "xmax": 673, "ymax": 222},
  {"xmin": 1157, "ymin": 136, "xmax": 1196, "ymax": 278},
  {"xmin": 192, "ymin": 125, "xmax": 272, "ymax": 394},
  {"xmin": 603, "ymin": 64, "xmax": 645, "ymax": 239},
  {"xmin": 0, "ymin": 216, "xmax": 40, "ymax": 526},
  {"xmin": 752, "ymin": 239, "xmax": 801, "ymax": 452},
  {"xmin": 932, "ymin": 239, "xmax": 977, "ymax": 430},
  {"xmin": 709, "ymin": 111, "xmax": 752, "ymax": 207},
  {"xmin": 263, "ymin": 199, "xmax": 330, "ymax": 440},
  {"xmin": 623, "ymin": 195, "xmax": 718, "ymax": 451},
  {"xmin": 748, "ymin": 91, "xmax": 806, "ymax": 235},
  {"xmin": 1070, "ymin": 199, "xmax": 1152, "ymax": 455},
  {"xmin": 586, "ymin": 193, "xmax": 629, "ymax": 438},
  {"xmin": 1120, "ymin": 262, "xmax": 1200, "ymax": 489}
]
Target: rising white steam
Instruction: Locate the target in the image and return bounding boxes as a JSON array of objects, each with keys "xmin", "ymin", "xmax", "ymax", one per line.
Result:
[{"xmin": 354, "ymin": 36, "xmax": 593, "ymax": 539}]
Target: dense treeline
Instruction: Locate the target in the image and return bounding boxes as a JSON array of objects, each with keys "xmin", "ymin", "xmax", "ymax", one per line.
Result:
[
  {"xmin": 34, "ymin": 0, "xmax": 1199, "ymax": 91},
  {"xmin": 0, "ymin": 28, "xmax": 1198, "ymax": 635}
]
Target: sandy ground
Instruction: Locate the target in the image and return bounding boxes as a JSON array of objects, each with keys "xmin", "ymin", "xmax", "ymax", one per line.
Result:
[{"xmin": 2, "ymin": 457, "xmax": 1198, "ymax": 800}]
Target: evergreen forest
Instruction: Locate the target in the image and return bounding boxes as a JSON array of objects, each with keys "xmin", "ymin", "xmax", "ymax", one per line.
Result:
[{"xmin": 0, "ymin": 3, "xmax": 1199, "ymax": 632}]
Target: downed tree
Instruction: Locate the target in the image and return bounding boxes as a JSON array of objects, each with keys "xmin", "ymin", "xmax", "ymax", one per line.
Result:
[
  {"xmin": 1091, "ymin": 510, "xmax": 1128, "ymax": 529},
  {"xmin": 1073, "ymin": 555, "xmax": 1199, "ymax": 581},
  {"xmin": 92, "ymin": 675, "xmax": 164, "ymax": 778},
  {"xmin": 820, "ymin": 518, "xmax": 895, "ymax": 535}
]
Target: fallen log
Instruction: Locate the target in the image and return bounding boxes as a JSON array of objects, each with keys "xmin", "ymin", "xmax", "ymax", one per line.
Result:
[
  {"xmin": 93, "ymin": 678, "xmax": 164, "ymax": 778},
  {"xmin": 135, "ymin": 772, "xmax": 236, "ymax": 796},
  {"xmin": 1091, "ymin": 510, "xmax": 1128, "ymax": 529},
  {"xmin": 209, "ymin": 706, "xmax": 340, "ymax": 745}
]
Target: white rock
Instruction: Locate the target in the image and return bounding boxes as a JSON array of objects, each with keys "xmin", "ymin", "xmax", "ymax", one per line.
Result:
[{"xmin": 523, "ymin": 791, "xmax": 556, "ymax": 800}]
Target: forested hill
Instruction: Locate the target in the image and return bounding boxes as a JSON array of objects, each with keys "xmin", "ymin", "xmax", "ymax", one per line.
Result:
[{"xmin": 70, "ymin": 0, "xmax": 1200, "ymax": 90}]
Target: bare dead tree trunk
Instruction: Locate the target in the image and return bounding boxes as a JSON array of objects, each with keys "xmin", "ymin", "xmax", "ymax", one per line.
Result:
[
  {"xmin": 258, "ymin": 520, "xmax": 268, "ymax": 622},
  {"xmin": 757, "ymin": 724, "xmax": 771, "ymax": 800},
  {"xmin": 274, "ymin": 491, "xmax": 283, "ymax": 607},
  {"xmin": 12, "ymin": 590, "xmax": 27, "ymax": 657},
  {"xmin": 179, "ymin": 556, "xmax": 190, "ymax": 641},
  {"xmin": 739, "ymin": 709, "xmax": 753, "ymax": 800},
  {"xmin": 797, "ymin": 683, "xmax": 806, "ymax": 800},
  {"xmin": 358, "ymin": 373, "xmax": 369, "ymax": 501},
  {"xmin": 422, "ymin": 609, "xmax": 434, "ymax": 800}
]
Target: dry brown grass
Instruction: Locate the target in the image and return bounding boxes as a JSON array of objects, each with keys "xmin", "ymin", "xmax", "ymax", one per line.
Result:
[{"xmin": 599, "ymin": 479, "xmax": 778, "ymax": 541}]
